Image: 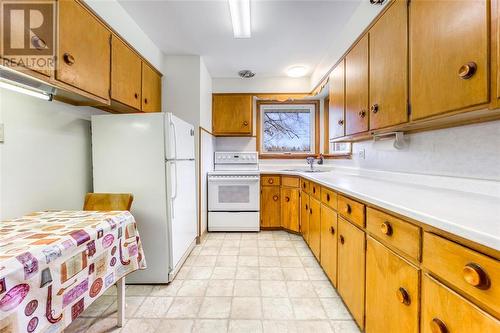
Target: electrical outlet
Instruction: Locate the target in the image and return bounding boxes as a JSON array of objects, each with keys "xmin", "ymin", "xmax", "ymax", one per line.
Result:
[
  {"xmin": 358, "ymin": 148, "xmax": 365, "ymax": 160},
  {"xmin": 0, "ymin": 124, "xmax": 4, "ymax": 143}
]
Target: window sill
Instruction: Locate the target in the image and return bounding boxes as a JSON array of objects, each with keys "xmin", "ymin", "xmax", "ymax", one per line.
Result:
[{"xmin": 259, "ymin": 153, "xmax": 351, "ymax": 160}]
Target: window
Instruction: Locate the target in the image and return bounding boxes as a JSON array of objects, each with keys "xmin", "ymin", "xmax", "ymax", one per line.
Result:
[{"xmin": 258, "ymin": 102, "xmax": 319, "ymax": 157}]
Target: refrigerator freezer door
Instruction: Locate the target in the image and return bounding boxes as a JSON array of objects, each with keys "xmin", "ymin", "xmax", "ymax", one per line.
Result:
[
  {"xmin": 166, "ymin": 159, "xmax": 197, "ymax": 272},
  {"xmin": 165, "ymin": 113, "xmax": 195, "ymax": 160}
]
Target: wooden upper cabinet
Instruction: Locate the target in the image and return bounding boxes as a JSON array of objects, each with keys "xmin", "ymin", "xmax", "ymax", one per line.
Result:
[
  {"xmin": 111, "ymin": 36, "xmax": 142, "ymax": 110},
  {"xmin": 369, "ymin": 0, "xmax": 408, "ymax": 130},
  {"xmin": 309, "ymin": 197, "xmax": 321, "ymax": 260},
  {"xmin": 421, "ymin": 274, "xmax": 500, "ymax": 333},
  {"xmin": 410, "ymin": 0, "xmax": 489, "ymax": 120},
  {"xmin": 329, "ymin": 60, "xmax": 345, "ymax": 139},
  {"xmin": 320, "ymin": 204, "xmax": 338, "ymax": 287},
  {"xmin": 261, "ymin": 186, "xmax": 281, "ymax": 228},
  {"xmin": 142, "ymin": 63, "xmax": 162, "ymax": 112},
  {"xmin": 366, "ymin": 237, "xmax": 419, "ymax": 333},
  {"xmin": 338, "ymin": 217, "xmax": 365, "ymax": 329},
  {"xmin": 345, "ymin": 35, "xmax": 369, "ymax": 136},
  {"xmin": 280, "ymin": 187, "xmax": 300, "ymax": 232},
  {"xmin": 300, "ymin": 191, "xmax": 310, "ymax": 243},
  {"xmin": 495, "ymin": 0, "xmax": 500, "ymax": 107},
  {"xmin": 212, "ymin": 94, "xmax": 253, "ymax": 136},
  {"xmin": 57, "ymin": 0, "xmax": 110, "ymax": 100}
]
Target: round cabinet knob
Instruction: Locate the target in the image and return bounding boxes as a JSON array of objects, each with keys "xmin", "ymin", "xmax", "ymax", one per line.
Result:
[
  {"xmin": 309, "ymin": 208, "xmax": 313, "ymax": 215},
  {"xmin": 305, "ymin": 204, "xmax": 308, "ymax": 210},
  {"xmin": 458, "ymin": 62, "xmax": 477, "ymax": 80},
  {"xmin": 338, "ymin": 119, "xmax": 344, "ymax": 126},
  {"xmin": 243, "ymin": 120, "xmax": 249, "ymax": 126},
  {"xmin": 313, "ymin": 187, "xmax": 316, "ymax": 194},
  {"xmin": 134, "ymin": 93, "xmax": 138, "ymax": 99},
  {"xmin": 144, "ymin": 98, "xmax": 148, "ymax": 104},
  {"xmin": 396, "ymin": 287, "xmax": 411, "ymax": 305},
  {"xmin": 326, "ymin": 194, "xmax": 330, "ymax": 202},
  {"xmin": 371, "ymin": 104, "xmax": 379, "ymax": 114},
  {"xmin": 272, "ymin": 195, "xmax": 278, "ymax": 201},
  {"xmin": 329, "ymin": 226, "xmax": 335, "ymax": 234},
  {"xmin": 339, "ymin": 235, "xmax": 345, "ymax": 244},
  {"xmin": 268, "ymin": 178, "xmax": 274, "ymax": 184},
  {"xmin": 463, "ymin": 263, "xmax": 490, "ymax": 289},
  {"xmin": 63, "ymin": 53, "xmax": 75, "ymax": 65},
  {"xmin": 430, "ymin": 318, "xmax": 448, "ymax": 333},
  {"xmin": 285, "ymin": 196, "xmax": 290, "ymax": 202},
  {"xmin": 345, "ymin": 204, "xmax": 352, "ymax": 214},
  {"xmin": 380, "ymin": 222, "xmax": 393, "ymax": 236},
  {"xmin": 358, "ymin": 110, "xmax": 366, "ymax": 118}
]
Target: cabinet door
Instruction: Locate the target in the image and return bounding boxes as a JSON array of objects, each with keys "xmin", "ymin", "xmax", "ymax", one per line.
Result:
[
  {"xmin": 111, "ymin": 36, "xmax": 142, "ymax": 110},
  {"xmin": 410, "ymin": 0, "xmax": 488, "ymax": 120},
  {"xmin": 300, "ymin": 192, "xmax": 310, "ymax": 243},
  {"xmin": 309, "ymin": 197, "xmax": 321, "ymax": 260},
  {"xmin": 212, "ymin": 94, "xmax": 253, "ymax": 135},
  {"xmin": 142, "ymin": 63, "xmax": 162, "ymax": 112},
  {"xmin": 421, "ymin": 274, "xmax": 500, "ymax": 333},
  {"xmin": 261, "ymin": 186, "xmax": 281, "ymax": 228},
  {"xmin": 496, "ymin": 0, "xmax": 500, "ymax": 105},
  {"xmin": 281, "ymin": 187, "xmax": 300, "ymax": 232},
  {"xmin": 369, "ymin": 0, "xmax": 408, "ymax": 130},
  {"xmin": 320, "ymin": 204, "xmax": 338, "ymax": 287},
  {"xmin": 57, "ymin": 0, "xmax": 110, "ymax": 99},
  {"xmin": 366, "ymin": 237, "xmax": 419, "ymax": 333},
  {"xmin": 345, "ymin": 34, "xmax": 369, "ymax": 136},
  {"xmin": 329, "ymin": 60, "xmax": 345, "ymax": 139},
  {"xmin": 338, "ymin": 217, "xmax": 365, "ymax": 329}
]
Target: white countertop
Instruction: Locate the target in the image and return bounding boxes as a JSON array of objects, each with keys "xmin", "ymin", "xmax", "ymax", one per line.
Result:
[{"xmin": 259, "ymin": 166, "xmax": 500, "ymax": 251}]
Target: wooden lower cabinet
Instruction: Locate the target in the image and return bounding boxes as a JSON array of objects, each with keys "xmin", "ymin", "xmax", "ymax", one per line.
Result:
[
  {"xmin": 260, "ymin": 186, "xmax": 280, "ymax": 228},
  {"xmin": 421, "ymin": 274, "xmax": 500, "ymax": 333},
  {"xmin": 366, "ymin": 237, "xmax": 419, "ymax": 333},
  {"xmin": 320, "ymin": 204, "xmax": 338, "ymax": 287},
  {"xmin": 300, "ymin": 192, "xmax": 310, "ymax": 243},
  {"xmin": 280, "ymin": 187, "xmax": 300, "ymax": 232},
  {"xmin": 338, "ymin": 217, "xmax": 366, "ymax": 329},
  {"xmin": 309, "ymin": 197, "xmax": 321, "ymax": 260}
]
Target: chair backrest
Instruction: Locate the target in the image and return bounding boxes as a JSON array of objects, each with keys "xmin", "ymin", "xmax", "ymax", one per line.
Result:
[{"xmin": 83, "ymin": 193, "xmax": 134, "ymax": 211}]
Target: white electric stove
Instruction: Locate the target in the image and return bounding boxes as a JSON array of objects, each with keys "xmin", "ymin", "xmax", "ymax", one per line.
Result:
[{"xmin": 208, "ymin": 152, "xmax": 260, "ymax": 232}]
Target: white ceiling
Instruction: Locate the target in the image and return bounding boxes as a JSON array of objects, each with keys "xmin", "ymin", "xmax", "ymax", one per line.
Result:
[{"xmin": 117, "ymin": 0, "xmax": 362, "ymax": 79}]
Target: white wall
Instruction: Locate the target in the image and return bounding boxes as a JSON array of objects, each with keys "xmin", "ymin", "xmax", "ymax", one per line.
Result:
[
  {"xmin": 0, "ymin": 89, "xmax": 103, "ymax": 218},
  {"xmin": 213, "ymin": 77, "xmax": 310, "ymax": 93},
  {"xmin": 200, "ymin": 58, "xmax": 213, "ymax": 130}
]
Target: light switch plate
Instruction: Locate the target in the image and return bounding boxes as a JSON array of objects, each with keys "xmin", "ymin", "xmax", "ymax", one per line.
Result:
[{"xmin": 0, "ymin": 123, "xmax": 4, "ymax": 143}]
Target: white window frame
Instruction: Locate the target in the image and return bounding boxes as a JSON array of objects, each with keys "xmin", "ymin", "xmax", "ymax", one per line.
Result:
[{"xmin": 260, "ymin": 104, "xmax": 316, "ymax": 155}]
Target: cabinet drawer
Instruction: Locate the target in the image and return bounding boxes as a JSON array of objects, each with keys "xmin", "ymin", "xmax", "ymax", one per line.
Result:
[
  {"xmin": 321, "ymin": 187, "xmax": 338, "ymax": 210},
  {"xmin": 423, "ymin": 232, "xmax": 500, "ymax": 317},
  {"xmin": 422, "ymin": 274, "xmax": 500, "ymax": 333},
  {"xmin": 338, "ymin": 195, "xmax": 365, "ymax": 228},
  {"xmin": 281, "ymin": 176, "xmax": 299, "ymax": 188},
  {"xmin": 300, "ymin": 178, "xmax": 310, "ymax": 193},
  {"xmin": 261, "ymin": 175, "xmax": 280, "ymax": 186},
  {"xmin": 367, "ymin": 207, "xmax": 420, "ymax": 261},
  {"xmin": 310, "ymin": 182, "xmax": 321, "ymax": 200}
]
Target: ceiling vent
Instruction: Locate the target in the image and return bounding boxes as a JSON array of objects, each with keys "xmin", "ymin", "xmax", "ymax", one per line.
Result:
[{"xmin": 238, "ymin": 70, "xmax": 255, "ymax": 79}]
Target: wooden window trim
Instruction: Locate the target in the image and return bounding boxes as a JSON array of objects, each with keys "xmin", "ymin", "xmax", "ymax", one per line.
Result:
[{"xmin": 257, "ymin": 100, "xmax": 320, "ymax": 159}]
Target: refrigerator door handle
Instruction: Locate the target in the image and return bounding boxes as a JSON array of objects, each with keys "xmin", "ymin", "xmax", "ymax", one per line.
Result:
[
  {"xmin": 170, "ymin": 160, "xmax": 178, "ymax": 219},
  {"xmin": 169, "ymin": 119, "xmax": 178, "ymax": 160}
]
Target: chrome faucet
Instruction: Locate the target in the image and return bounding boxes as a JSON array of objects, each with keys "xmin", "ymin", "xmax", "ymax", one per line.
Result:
[{"xmin": 306, "ymin": 155, "xmax": 324, "ymax": 171}]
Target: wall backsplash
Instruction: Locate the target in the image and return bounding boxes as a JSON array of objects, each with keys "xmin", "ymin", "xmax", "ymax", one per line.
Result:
[{"xmin": 225, "ymin": 120, "xmax": 500, "ymax": 181}]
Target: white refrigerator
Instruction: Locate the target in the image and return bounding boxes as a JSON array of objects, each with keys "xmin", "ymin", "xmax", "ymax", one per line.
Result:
[{"xmin": 91, "ymin": 113, "xmax": 197, "ymax": 283}]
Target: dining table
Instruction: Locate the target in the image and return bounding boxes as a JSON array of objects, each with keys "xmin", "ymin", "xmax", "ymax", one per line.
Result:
[{"xmin": 0, "ymin": 210, "xmax": 146, "ymax": 333}]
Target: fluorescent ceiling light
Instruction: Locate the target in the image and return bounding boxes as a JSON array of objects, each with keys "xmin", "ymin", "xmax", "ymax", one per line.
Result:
[
  {"xmin": 229, "ymin": 0, "xmax": 251, "ymax": 38},
  {"xmin": 0, "ymin": 80, "xmax": 52, "ymax": 101},
  {"xmin": 286, "ymin": 65, "xmax": 309, "ymax": 78}
]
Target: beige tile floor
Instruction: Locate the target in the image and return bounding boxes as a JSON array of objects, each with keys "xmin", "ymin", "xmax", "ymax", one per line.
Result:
[{"xmin": 64, "ymin": 231, "xmax": 360, "ymax": 333}]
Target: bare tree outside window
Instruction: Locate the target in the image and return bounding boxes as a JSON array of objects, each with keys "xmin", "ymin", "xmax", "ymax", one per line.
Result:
[{"xmin": 262, "ymin": 108, "xmax": 313, "ymax": 153}]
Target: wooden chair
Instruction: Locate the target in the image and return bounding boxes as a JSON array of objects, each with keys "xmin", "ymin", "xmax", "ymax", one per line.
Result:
[{"xmin": 83, "ymin": 193, "xmax": 134, "ymax": 211}]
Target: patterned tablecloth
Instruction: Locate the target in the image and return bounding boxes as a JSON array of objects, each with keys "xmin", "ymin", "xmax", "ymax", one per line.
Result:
[{"xmin": 0, "ymin": 210, "xmax": 146, "ymax": 333}]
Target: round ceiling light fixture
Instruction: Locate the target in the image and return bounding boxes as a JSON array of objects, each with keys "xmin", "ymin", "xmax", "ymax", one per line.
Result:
[
  {"xmin": 286, "ymin": 65, "xmax": 309, "ymax": 78},
  {"xmin": 238, "ymin": 70, "xmax": 255, "ymax": 78}
]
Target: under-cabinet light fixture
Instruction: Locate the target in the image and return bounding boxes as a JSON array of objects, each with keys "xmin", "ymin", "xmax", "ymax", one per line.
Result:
[
  {"xmin": 0, "ymin": 79, "xmax": 52, "ymax": 101},
  {"xmin": 229, "ymin": 0, "xmax": 251, "ymax": 38}
]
